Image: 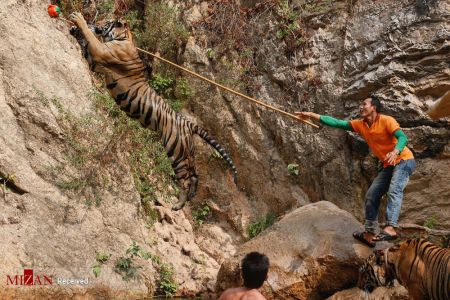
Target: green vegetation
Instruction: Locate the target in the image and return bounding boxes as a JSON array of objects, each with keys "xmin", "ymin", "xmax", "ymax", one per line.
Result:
[
  {"xmin": 92, "ymin": 251, "xmax": 110, "ymax": 278},
  {"xmin": 115, "ymin": 256, "xmax": 141, "ymax": 281},
  {"xmin": 275, "ymin": 0, "xmax": 301, "ymax": 40},
  {"xmin": 150, "ymin": 74, "xmax": 175, "ymax": 95},
  {"xmin": 149, "ymin": 73, "xmax": 187, "ymax": 112},
  {"xmin": 36, "ymin": 86, "xmax": 178, "ymax": 222},
  {"xmin": 424, "ymin": 216, "xmax": 438, "ymax": 229},
  {"xmin": 140, "ymin": 252, "xmax": 178, "ymax": 297},
  {"xmin": 206, "ymin": 48, "xmax": 216, "ymax": 59},
  {"xmin": 247, "ymin": 212, "xmax": 276, "ymax": 239},
  {"xmin": 143, "ymin": 3, "xmax": 189, "ymax": 57},
  {"xmin": 275, "ymin": 0, "xmax": 307, "ymax": 53},
  {"xmin": 287, "ymin": 163, "xmax": 299, "ymax": 176},
  {"xmin": 142, "ymin": 195, "xmax": 159, "ymax": 229},
  {"xmin": 159, "ymin": 263, "xmax": 178, "ymax": 297},
  {"xmin": 96, "ymin": 251, "xmax": 110, "ymax": 263},
  {"xmin": 114, "ymin": 242, "xmax": 144, "ymax": 281},
  {"xmin": 113, "ymin": 241, "xmax": 178, "ymax": 295},
  {"xmin": 192, "ymin": 203, "xmax": 211, "ymax": 226},
  {"xmin": 175, "ymin": 78, "xmax": 193, "ymax": 101},
  {"xmin": 114, "ymin": 242, "xmax": 178, "ymax": 296},
  {"xmin": 92, "ymin": 265, "xmax": 102, "ymax": 278},
  {"xmin": 125, "ymin": 3, "xmax": 188, "ymax": 59}
]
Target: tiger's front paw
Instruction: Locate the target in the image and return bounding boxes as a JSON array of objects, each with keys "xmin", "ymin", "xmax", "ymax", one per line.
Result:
[{"xmin": 69, "ymin": 12, "xmax": 87, "ymax": 28}]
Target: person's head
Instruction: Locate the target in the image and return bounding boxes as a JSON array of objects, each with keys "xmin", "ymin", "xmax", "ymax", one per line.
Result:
[
  {"xmin": 241, "ymin": 252, "xmax": 269, "ymax": 289},
  {"xmin": 359, "ymin": 95, "xmax": 382, "ymax": 117}
]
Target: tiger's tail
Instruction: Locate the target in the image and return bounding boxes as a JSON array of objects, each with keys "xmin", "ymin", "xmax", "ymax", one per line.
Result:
[{"xmin": 191, "ymin": 124, "xmax": 237, "ymax": 184}]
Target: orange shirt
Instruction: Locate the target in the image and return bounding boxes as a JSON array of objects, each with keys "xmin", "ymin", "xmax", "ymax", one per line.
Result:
[{"xmin": 350, "ymin": 114, "xmax": 414, "ymax": 167}]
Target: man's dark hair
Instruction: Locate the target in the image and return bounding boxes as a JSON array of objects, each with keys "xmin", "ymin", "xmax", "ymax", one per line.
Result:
[
  {"xmin": 241, "ymin": 252, "xmax": 269, "ymax": 289},
  {"xmin": 370, "ymin": 95, "xmax": 382, "ymax": 113}
]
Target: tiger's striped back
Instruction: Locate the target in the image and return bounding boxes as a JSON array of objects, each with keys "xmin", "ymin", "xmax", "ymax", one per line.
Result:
[
  {"xmin": 399, "ymin": 239, "xmax": 450, "ymax": 300},
  {"xmin": 106, "ymin": 63, "xmax": 237, "ymax": 182}
]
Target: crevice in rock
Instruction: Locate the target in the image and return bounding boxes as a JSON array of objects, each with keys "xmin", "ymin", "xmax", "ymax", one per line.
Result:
[
  {"xmin": 345, "ymin": 44, "xmax": 450, "ymax": 89},
  {"xmin": 397, "ymin": 119, "xmax": 449, "ymax": 128},
  {"xmin": 0, "ymin": 171, "xmax": 28, "ymax": 195}
]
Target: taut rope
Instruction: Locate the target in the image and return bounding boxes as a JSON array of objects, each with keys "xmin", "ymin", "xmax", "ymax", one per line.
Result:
[
  {"xmin": 137, "ymin": 47, "xmax": 319, "ymax": 128},
  {"xmin": 57, "ymin": 16, "xmax": 319, "ymax": 128}
]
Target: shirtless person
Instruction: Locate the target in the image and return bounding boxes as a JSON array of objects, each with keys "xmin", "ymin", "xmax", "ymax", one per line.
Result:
[{"xmin": 219, "ymin": 252, "xmax": 269, "ymax": 300}]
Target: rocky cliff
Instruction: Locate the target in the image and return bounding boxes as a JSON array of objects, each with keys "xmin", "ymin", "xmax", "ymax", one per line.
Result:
[
  {"xmin": 178, "ymin": 0, "xmax": 450, "ymax": 230},
  {"xmin": 0, "ymin": 0, "xmax": 237, "ymax": 298},
  {"xmin": 0, "ymin": 0, "xmax": 449, "ymax": 299}
]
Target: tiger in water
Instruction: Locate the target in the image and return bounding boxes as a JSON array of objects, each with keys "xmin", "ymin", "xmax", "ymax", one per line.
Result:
[
  {"xmin": 68, "ymin": 12, "xmax": 237, "ymax": 210},
  {"xmin": 358, "ymin": 238, "xmax": 450, "ymax": 300}
]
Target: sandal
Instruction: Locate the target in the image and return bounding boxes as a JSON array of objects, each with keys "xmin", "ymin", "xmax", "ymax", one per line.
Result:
[
  {"xmin": 373, "ymin": 231, "xmax": 398, "ymax": 242},
  {"xmin": 352, "ymin": 231, "xmax": 375, "ymax": 248}
]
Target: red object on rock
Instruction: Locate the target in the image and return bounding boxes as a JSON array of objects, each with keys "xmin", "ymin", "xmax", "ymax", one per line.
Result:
[{"xmin": 48, "ymin": 4, "xmax": 61, "ymax": 18}]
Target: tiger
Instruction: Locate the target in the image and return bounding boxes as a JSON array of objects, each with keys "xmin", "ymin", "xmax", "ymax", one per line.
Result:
[
  {"xmin": 358, "ymin": 238, "xmax": 450, "ymax": 300},
  {"xmin": 68, "ymin": 12, "xmax": 237, "ymax": 210}
]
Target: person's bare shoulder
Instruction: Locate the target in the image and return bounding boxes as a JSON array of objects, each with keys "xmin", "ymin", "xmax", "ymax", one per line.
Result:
[
  {"xmin": 219, "ymin": 287, "xmax": 247, "ymax": 300},
  {"xmin": 241, "ymin": 289, "xmax": 266, "ymax": 300}
]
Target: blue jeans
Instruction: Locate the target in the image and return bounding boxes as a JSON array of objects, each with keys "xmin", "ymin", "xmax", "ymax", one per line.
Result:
[{"xmin": 364, "ymin": 159, "xmax": 416, "ymax": 233}]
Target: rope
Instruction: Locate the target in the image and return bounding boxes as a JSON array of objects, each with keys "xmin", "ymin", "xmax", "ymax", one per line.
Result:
[
  {"xmin": 57, "ymin": 15, "xmax": 319, "ymax": 128},
  {"xmin": 137, "ymin": 47, "xmax": 319, "ymax": 129}
]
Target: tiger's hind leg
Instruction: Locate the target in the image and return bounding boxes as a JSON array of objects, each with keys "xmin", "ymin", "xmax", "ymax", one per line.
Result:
[
  {"xmin": 172, "ymin": 189, "xmax": 188, "ymax": 211},
  {"xmin": 172, "ymin": 177, "xmax": 189, "ymax": 211},
  {"xmin": 171, "ymin": 162, "xmax": 197, "ymax": 211},
  {"xmin": 168, "ymin": 128, "xmax": 197, "ymax": 211},
  {"xmin": 188, "ymin": 172, "xmax": 198, "ymax": 200}
]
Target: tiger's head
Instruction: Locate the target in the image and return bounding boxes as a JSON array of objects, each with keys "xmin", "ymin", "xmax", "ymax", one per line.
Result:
[
  {"xmin": 357, "ymin": 248, "xmax": 397, "ymax": 293},
  {"xmin": 70, "ymin": 18, "xmax": 132, "ymax": 43},
  {"xmin": 93, "ymin": 18, "xmax": 132, "ymax": 42}
]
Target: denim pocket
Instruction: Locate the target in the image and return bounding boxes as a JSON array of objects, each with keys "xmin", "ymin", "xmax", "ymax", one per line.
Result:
[
  {"xmin": 406, "ymin": 159, "xmax": 416, "ymax": 176},
  {"xmin": 401, "ymin": 159, "xmax": 416, "ymax": 176}
]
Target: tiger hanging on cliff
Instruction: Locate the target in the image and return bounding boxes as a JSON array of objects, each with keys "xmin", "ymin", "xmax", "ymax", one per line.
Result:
[
  {"xmin": 68, "ymin": 12, "xmax": 237, "ymax": 210},
  {"xmin": 358, "ymin": 238, "xmax": 450, "ymax": 300}
]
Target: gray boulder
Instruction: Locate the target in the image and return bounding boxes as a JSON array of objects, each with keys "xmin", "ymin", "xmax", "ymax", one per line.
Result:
[{"xmin": 217, "ymin": 201, "xmax": 385, "ymax": 299}]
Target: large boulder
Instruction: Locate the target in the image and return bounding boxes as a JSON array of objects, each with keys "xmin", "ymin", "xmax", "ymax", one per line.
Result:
[{"xmin": 216, "ymin": 201, "xmax": 384, "ymax": 299}]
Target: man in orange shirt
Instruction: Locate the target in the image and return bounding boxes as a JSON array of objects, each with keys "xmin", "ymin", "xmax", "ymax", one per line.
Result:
[{"xmin": 295, "ymin": 96, "xmax": 416, "ymax": 247}]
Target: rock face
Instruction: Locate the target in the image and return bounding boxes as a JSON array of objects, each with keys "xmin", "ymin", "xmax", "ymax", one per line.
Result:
[
  {"xmin": 216, "ymin": 202, "xmax": 383, "ymax": 300},
  {"xmin": 0, "ymin": 0, "xmax": 237, "ymax": 298},
  {"xmin": 428, "ymin": 90, "xmax": 450, "ymax": 119},
  {"xmin": 1, "ymin": 0, "xmax": 449, "ymax": 298},
  {"xmin": 179, "ymin": 0, "xmax": 450, "ymax": 230}
]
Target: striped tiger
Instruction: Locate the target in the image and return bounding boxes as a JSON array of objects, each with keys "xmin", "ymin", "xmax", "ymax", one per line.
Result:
[
  {"xmin": 69, "ymin": 12, "xmax": 237, "ymax": 210},
  {"xmin": 358, "ymin": 238, "xmax": 450, "ymax": 300}
]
